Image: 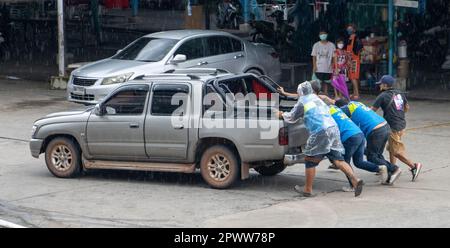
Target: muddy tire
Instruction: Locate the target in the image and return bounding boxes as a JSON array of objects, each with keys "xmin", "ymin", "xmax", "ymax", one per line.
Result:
[
  {"xmin": 200, "ymin": 145, "xmax": 240, "ymax": 189},
  {"xmin": 254, "ymin": 161, "xmax": 286, "ymax": 176},
  {"xmin": 45, "ymin": 137, "xmax": 81, "ymax": 178}
]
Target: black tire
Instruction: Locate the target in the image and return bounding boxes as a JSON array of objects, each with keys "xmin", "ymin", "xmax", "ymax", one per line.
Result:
[
  {"xmin": 200, "ymin": 145, "xmax": 240, "ymax": 189},
  {"xmin": 254, "ymin": 161, "xmax": 286, "ymax": 176},
  {"xmin": 45, "ymin": 137, "xmax": 82, "ymax": 178}
]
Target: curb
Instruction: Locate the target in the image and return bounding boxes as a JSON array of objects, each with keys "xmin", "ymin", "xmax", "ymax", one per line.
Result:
[{"xmin": 0, "ymin": 219, "xmax": 26, "ymax": 228}]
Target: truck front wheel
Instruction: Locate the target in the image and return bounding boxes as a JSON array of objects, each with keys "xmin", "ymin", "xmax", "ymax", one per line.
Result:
[
  {"xmin": 200, "ymin": 145, "xmax": 240, "ymax": 189},
  {"xmin": 254, "ymin": 161, "xmax": 287, "ymax": 176},
  {"xmin": 45, "ymin": 137, "xmax": 81, "ymax": 178}
]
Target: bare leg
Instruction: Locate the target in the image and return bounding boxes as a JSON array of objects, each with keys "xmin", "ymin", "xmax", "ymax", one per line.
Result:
[
  {"xmin": 334, "ymin": 88, "xmax": 340, "ymax": 99},
  {"xmin": 351, "ymin": 79, "xmax": 360, "ymax": 98},
  {"xmin": 333, "ymin": 160, "xmax": 360, "ymax": 187},
  {"xmin": 389, "ymin": 151, "xmax": 398, "ymax": 166},
  {"xmin": 394, "ymin": 152, "xmax": 415, "ymax": 169},
  {"xmin": 322, "ymin": 83, "xmax": 329, "ymax": 96},
  {"xmin": 304, "ymin": 167, "xmax": 316, "ymax": 193}
]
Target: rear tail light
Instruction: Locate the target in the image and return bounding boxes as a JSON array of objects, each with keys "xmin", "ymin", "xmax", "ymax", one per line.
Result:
[
  {"xmin": 279, "ymin": 127, "xmax": 289, "ymax": 146},
  {"xmin": 270, "ymin": 52, "xmax": 279, "ymax": 59}
]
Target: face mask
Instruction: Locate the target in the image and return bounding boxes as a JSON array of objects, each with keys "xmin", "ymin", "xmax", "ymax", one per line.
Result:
[
  {"xmin": 347, "ymin": 29, "xmax": 353, "ymax": 35},
  {"xmin": 319, "ymin": 34, "xmax": 328, "ymax": 41},
  {"xmin": 338, "ymin": 43, "xmax": 344, "ymax": 49}
]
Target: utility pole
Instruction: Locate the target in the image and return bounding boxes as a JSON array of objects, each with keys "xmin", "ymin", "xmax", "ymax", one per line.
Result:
[
  {"xmin": 388, "ymin": 0, "xmax": 394, "ymax": 76},
  {"xmin": 57, "ymin": 0, "xmax": 65, "ymax": 77}
]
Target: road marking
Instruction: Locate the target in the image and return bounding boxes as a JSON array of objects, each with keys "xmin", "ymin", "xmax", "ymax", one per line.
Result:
[
  {"xmin": 0, "ymin": 136, "xmax": 28, "ymax": 143},
  {"xmin": 407, "ymin": 122, "xmax": 450, "ymax": 131},
  {"xmin": 0, "ymin": 219, "xmax": 26, "ymax": 228}
]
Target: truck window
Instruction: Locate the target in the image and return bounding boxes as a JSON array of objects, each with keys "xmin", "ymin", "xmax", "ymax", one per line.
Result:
[
  {"xmin": 151, "ymin": 84, "xmax": 189, "ymax": 116},
  {"xmin": 204, "ymin": 84, "xmax": 226, "ymax": 112},
  {"xmin": 103, "ymin": 85, "xmax": 149, "ymax": 115}
]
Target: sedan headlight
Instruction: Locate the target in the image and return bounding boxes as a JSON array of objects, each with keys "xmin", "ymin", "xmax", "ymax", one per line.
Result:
[
  {"xmin": 31, "ymin": 125, "xmax": 38, "ymax": 138},
  {"xmin": 101, "ymin": 73, "xmax": 133, "ymax": 85}
]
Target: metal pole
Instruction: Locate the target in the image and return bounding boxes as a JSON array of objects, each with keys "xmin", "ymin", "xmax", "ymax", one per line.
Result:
[
  {"xmin": 132, "ymin": 0, "xmax": 139, "ymax": 17},
  {"xmin": 243, "ymin": 0, "xmax": 249, "ymax": 23},
  {"xmin": 388, "ymin": 0, "xmax": 394, "ymax": 75},
  {"xmin": 57, "ymin": 0, "xmax": 65, "ymax": 77}
]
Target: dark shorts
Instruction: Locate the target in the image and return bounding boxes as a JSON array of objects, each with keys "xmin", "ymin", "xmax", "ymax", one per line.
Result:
[
  {"xmin": 315, "ymin": 72, "xmax": 332, "ymax": 83},
  {"xmin": 305, "ymin": 150, "xmax": 344, "ymax": 168}
]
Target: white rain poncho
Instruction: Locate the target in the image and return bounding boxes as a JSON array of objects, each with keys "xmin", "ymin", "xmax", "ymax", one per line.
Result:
[{"xmin": 282, "ymin": 81, "xmax": 345, "ymax": 156}]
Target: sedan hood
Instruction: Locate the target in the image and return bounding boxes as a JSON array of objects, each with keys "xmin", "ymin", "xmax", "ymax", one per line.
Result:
[{"xmin": 72, "ymin": 58, "xmax": 155, "ymax": 78}]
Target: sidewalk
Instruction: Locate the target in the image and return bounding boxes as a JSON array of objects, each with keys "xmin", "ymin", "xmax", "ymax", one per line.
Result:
[{"xmin": 406, "ymin": 86, "xmax": 450, "ymax": 101}]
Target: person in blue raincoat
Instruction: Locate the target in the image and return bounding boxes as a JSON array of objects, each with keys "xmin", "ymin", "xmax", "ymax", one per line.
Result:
[{"xmin": 277, "ymin": 81, "xmax": 364, "ymax": 197}]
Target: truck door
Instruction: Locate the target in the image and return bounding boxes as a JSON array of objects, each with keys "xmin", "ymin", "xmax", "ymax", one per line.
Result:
[
  {"xmin": 86, "ymin": 85, "xmax": 149, "ymax": 159},
  {"xmin": 145, "ymin": 83, "xmax": 190, "ymax": 160}
]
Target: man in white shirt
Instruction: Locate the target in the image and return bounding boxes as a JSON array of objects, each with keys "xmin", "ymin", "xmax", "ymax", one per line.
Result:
[{"xmin": 311, "ymin": 30, "xmax": 336, "ymax": 96}]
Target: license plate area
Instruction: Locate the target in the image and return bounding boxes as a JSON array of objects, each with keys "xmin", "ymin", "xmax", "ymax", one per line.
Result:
[{"xmin": 73, "ymin": 86, "xmax": 86, "ymax": 95}]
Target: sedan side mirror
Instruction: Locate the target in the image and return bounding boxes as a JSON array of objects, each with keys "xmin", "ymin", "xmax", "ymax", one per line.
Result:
[
  {"xmin": 94, "ymin": 104, "xmax": 105, "ymax": 116},
  {"xmin": 170, "ymin": 54, "xmax": 187, "ymax": 64}
]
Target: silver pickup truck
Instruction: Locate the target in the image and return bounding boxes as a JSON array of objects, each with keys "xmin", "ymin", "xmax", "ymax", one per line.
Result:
[{"xmin": 30, "ymin": 69, "xmax": 308, "ymax": 189}]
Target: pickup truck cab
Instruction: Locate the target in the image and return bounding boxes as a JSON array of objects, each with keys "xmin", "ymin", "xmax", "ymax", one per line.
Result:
[{"xmin": 30, "ymin": 69, "xmax": 308, "ymax": 189}]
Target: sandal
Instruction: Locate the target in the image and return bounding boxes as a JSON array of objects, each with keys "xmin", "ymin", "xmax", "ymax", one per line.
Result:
[
  {"xmin": 294, "ymin": 185, "xmax": 317, "ymax": 197},
  {"xmin": 350, "ymin": 95, "xmax": 360, "ymax": 100},
  {"xmin": 328, "ymin": 164, "xmax": 339, "ymax": 170},
  {"xmin": 354, "ymin": 180, "xmax": 364, "ymax": 197}
]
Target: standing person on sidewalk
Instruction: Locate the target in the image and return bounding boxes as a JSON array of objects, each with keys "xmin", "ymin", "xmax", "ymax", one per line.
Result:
[
  {"xmin": 371, "ymin": 75, "xmax": 423, "ymax": 181},
  {"xmin": 311, "ymin": 29, "xmax": 336, "ymax": 96},
  {"xmin": 277, "ymin": 81, "xmax": 364, "ymax": 197},
  {"xmin": 333, "ymin": 38, "xmax": 351, "ymax": 99},
  {"xmin": 346, "ymin": 24, "xmax": 363, "ymax": 100},
  {"xmin": 335, "ymin": 99, "xmax": 402, "ymax": 185}
]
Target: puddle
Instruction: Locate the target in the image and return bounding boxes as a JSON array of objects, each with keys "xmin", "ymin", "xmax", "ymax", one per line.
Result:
[{"xmin": 10, "ymin": 97, "xmax": 66, "ymax": 109}]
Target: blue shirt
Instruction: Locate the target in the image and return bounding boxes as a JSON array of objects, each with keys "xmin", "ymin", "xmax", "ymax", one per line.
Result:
[
  {"xmin": 341, "ymin": 101, "xmax": 385, "ymax": 137},
  {"xmin": 329, "ymin": 105, "xmax": 363, "ymax": 142}
]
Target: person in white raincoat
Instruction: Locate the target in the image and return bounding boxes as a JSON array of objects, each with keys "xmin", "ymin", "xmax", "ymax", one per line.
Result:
[{"xmin": 277, "ymin": 81, "xmax": 364, "ymax": 197}]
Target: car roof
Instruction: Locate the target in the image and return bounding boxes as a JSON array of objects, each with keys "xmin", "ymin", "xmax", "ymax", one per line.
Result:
[{"xmin": 143, "ymin": 29, "xmax": 236, "ymax": 40}]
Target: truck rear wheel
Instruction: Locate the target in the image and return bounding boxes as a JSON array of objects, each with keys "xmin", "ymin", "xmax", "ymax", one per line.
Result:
[
  {"xmin": 200, "ymin": 145, "xmax": 240, "ymax": 189},
  {"xmin": 254, "ymin": 161, "xmax": 286, "ymax": 176},
  {"xmin": 45, "ymin": 137, "xmax": 81, "ymax": 178}
]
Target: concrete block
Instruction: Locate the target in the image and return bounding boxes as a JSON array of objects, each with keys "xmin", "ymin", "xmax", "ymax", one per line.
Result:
[
  {"xmin": 50, "ymin": 76, "xmax": 68, "ymax": 90},
  {"xmin": 239, "ymin": 23, "xmax": 252, "ymax": 33},
  {"xmin": 395, "ymin": 77, "xmax": 407, "ymax": 91}
]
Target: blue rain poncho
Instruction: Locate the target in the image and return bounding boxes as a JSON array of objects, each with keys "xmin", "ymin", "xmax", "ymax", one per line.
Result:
[{"xmin": 282, "ymin": 81, "xmax": 345, "ymax": 156}]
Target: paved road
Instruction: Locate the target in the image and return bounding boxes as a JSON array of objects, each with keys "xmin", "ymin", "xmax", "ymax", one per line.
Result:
[{"xmin": 0, "ymin": 78, "xmax": 449, "ymax": 227}]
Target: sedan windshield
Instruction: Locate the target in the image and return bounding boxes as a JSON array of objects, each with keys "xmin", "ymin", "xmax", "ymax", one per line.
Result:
[{"xmin": 112, "ymin": 37, "xmax": 178, "ymax": 62}]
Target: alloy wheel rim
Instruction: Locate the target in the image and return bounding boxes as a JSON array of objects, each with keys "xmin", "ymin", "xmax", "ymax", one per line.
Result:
[
  {"xmin": 51, "ymin": 145, "xmax": 73, "ymax": 172},
  {"xmin": 207, "ymin": 153, "xmax": 231, "ymax": 182}
]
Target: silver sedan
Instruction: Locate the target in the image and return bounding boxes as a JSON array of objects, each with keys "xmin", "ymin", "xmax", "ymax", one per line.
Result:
[{"xmin": 67, "ymin": 29, "xmax": 282, "ymax": 104}]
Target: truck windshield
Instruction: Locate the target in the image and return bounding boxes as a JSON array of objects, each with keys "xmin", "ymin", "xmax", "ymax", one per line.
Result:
[{"xmin": 112, "ymin": 37, "xmax": 179, "ymax": 62}]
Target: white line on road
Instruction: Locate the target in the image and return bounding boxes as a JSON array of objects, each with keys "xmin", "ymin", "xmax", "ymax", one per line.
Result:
[{"xmin": 0, "ymin": 219, "xmax": 26, "ymax": 228}]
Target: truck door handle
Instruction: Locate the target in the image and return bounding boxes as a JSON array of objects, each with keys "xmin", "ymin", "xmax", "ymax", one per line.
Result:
[
  {"xmin": 129, "ymin": 123, "xmax": 140, "ymax": 128},
  {"xmin": 234, "ymin": 54, "xmax": 244, "ymax": 59},
  {"xmin": 197, "ymin": 61, "xmax": 208, "ymax": 66},
  {"xmin": 173, "ymin": 124, "xmax": 184, "ymax": 130}
]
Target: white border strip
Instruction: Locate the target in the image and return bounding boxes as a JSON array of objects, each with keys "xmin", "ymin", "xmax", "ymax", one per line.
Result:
[{"xmin": 0, "ymin": 219, "xmax": 26, "ymax": 228}]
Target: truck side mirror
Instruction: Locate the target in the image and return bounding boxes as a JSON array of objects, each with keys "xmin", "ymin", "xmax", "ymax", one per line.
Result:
[{"xmin": 94, "ymin": 104, "xmax": 104, "ymax": 116}]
